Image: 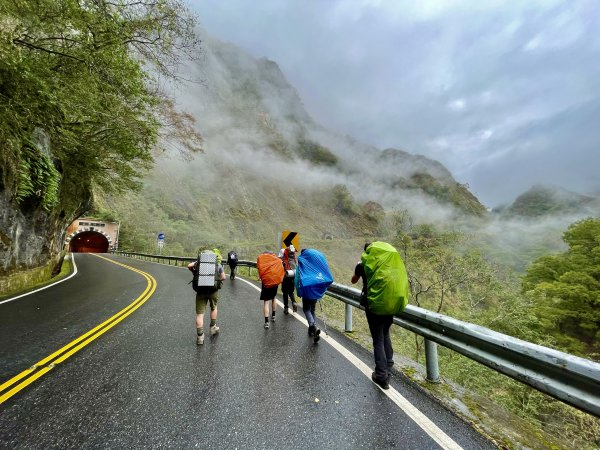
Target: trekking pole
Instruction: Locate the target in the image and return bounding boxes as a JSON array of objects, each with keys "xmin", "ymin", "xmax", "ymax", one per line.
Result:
[{"xmin": 319, "ymin": 300, "xmax": 328, "ymax": 336}]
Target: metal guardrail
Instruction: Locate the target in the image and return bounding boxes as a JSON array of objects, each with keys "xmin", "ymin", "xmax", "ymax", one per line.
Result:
[
  {"xmin": 115, "ymin": 251, "xmax": 198, "ymax": 266},
  {"xmin": 327, "ymin": 283, "xmax": 600, "ymax": 418},
  {"xmin": 114, "ymin": 251, "xmax": 600, "ymax": 417},
  {"xmin": 115, "ymin": 251, "xmax": 256, "ymax": 269}
]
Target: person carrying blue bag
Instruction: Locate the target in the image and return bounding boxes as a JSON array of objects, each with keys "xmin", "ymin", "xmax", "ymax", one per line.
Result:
[{"xmin": 295, "ymin": 248, "xmax": 334, "ymax": 343}]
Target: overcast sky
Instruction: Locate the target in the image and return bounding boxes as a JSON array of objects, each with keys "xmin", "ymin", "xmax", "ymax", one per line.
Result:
[{"xmin": 190, "ymin": 0, "xmax": 600, "ymax": 207}]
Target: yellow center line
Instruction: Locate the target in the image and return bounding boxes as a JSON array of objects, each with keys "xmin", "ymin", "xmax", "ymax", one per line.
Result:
[{"xmin": 0, "ymin": 254, "xmax": 157, "ymax": 404}]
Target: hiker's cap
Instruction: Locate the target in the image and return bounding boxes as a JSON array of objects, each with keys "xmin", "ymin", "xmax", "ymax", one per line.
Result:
[{"xmin": 288, "ymin": 244, "xmax": 296, "ymax": 253}]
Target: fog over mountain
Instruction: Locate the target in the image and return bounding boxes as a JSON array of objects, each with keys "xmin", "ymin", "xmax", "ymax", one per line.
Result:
[
  {"xmin": 161, "ymin": 30, "xmax": 485, "ymax": 222},
  {"xmin": 191, "ymin": 0, "xmax": 600, "ymax": 207},
  {"xmin": 98, "ymin": 23, "xmax": 600, "ymax": 280},
  {"xmin": 105, "ymin": 29, "xmax": 495, "ymax": 258}
]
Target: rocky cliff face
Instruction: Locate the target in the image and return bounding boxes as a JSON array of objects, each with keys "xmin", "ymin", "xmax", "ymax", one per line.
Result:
[
  {"xmin": 0, "ymin": 136, "xmax": 90, "ymax": 278},
  {"xmin": 0, "ymin": 189, "xmax": 57, "ymax": 275}
]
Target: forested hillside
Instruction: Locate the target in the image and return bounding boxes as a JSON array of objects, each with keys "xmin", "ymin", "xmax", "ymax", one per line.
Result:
[{"xmin": 523, "ymin": 218, "xmax": 600, "ymax": 357}]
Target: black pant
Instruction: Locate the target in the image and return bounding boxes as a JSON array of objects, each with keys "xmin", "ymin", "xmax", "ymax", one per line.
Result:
[
  {"xmin": 281, "ymin": 278, "xmax": 296, "ymax": 307},
  {"xmin": 366, "ymin": 310, "xmax": 394, "ymax": 381},
  {"xmin": 228, "ymin": 263, "xmax": 237, "ymax": 278}
]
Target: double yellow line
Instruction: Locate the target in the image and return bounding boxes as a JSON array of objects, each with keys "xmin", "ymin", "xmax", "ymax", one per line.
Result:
[{"xmin": 0, "ymin": 254, "xmax": 157, "ymax": 405}]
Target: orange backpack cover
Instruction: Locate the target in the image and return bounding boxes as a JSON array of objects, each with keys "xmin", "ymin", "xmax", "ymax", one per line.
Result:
[{"xmin": 257, "ymin": 252, "xmax": 285, "ymax": 288}]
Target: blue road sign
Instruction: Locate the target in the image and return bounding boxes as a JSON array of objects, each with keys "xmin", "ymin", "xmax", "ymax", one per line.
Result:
[{"xmin": 157, "ymin": 232, "xmax": 165, "ymax": 241}]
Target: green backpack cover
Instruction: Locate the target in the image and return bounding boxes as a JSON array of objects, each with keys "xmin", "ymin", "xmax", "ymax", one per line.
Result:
[{"xmin": 361, "ymin": 241, "xmax": 409, "ymax": 315}]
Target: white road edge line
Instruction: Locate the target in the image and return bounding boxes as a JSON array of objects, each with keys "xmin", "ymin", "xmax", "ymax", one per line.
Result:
[
  {"xmin": 0, "ymin": 253, "xmax": 78, "ymax": 306},
  {"xmin": 235, "ymin": 276, "xmax": 463, "ymax": 450}
]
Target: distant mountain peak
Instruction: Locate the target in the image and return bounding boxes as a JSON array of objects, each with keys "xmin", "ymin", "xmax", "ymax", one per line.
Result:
[{"xmin": 503, "ymin": 184, "xmax": 599, "ymax": 218}]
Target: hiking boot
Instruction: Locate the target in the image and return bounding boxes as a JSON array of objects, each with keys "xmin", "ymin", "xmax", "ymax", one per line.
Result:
[
  {"xmin": 284, "ymin": 306, "xmax": 289, "ymax": 315},
  {"xmin": 308, "ymin": 325, "xmax": 315, "ymax": 336},
  {"xmin": 313, "ymin": 328, "xmax": 321, "ymax": 343},
  {"xmin": 271, "ymin": 315, "xmax": 276, "ymax": 322},
  {"xmin": 264, "ymin": 322, "xmax": 270, "ymax": 329},
  {"xmin": 292, "ymin": 303, "xmax": 297, "ymax": 313},
  {"xmin": 197, "ymin": 334, "xmax": 205, "ymax": 345},
  {"xmin": 371, "ymin": 372, "xmax": 389, "ymax": 390},
  {"xmin": 210, "ymin": 325, "xmax": 220, "ymax": 335}
]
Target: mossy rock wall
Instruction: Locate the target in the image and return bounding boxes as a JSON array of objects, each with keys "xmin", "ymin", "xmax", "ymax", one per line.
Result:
[{"xmin": 0, "ymin": 252, "xmax": 64, "ymax": 298}]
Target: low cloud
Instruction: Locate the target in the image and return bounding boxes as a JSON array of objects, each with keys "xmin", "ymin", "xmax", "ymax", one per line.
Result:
[{"xmin": 191, "ymin": 0, "xmax": 600, "ymax": 207}]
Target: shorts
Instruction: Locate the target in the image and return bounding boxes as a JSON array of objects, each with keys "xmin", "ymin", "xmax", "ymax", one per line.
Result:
[
  {"xmin": 260, "ymin": 285, "xmax": 278, "ymax": 300},
  {"xmin": 196, "ymin": 290, "xmax": 219, "ymax": 314}
]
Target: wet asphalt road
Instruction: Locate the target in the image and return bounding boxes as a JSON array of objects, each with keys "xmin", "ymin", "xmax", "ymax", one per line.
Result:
[{"xmin": 0, "ymin": 254, "xmax": 496, "ymax": 449}]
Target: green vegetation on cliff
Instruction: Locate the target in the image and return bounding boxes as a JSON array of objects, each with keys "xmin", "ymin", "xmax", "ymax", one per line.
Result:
[{"xmin": 0, "ymin": 0, "xmax": 202, "ymax": 274}]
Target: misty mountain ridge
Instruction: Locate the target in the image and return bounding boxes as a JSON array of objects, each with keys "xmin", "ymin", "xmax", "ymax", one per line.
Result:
[
  {"xmin": 105, "ymin": 30, "xmax": 589, "ymax": 259},
  {"xmin": 180, "ymin": 33, "xmax": 483, "ymax": 215},
  {"xmin": 495, "ymin": 185, "xmax": 600, "ymax": 218}
]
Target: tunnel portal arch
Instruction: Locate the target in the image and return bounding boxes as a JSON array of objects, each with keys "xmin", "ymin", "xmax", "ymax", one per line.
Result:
[{"xmin": 68, "ymin": 230, "xmax": 110, "ymax": 253}]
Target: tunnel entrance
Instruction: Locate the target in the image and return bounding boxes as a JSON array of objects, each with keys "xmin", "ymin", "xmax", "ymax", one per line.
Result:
[{"xmin": 69, "ymin": 231, "xmax": 109, "ymax": 253}]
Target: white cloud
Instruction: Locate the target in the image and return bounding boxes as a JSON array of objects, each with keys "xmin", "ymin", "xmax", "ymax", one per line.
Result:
[
  {"xmin": 448, "ymin": 99, "xmax": 466, "ymax": 111},
  {"xmin": 523, "ymin": 34, "xmax": 542, "ymax": 51}
]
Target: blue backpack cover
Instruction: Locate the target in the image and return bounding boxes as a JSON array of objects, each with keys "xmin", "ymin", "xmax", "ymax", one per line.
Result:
[{"xmin": 294, "ymin": 249, "xmax": 333, "ymax": 300}]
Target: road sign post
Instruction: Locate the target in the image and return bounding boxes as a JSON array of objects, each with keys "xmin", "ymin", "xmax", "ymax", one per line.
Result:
[{"xmin": 157, "ymin": 232, "xmax": 165, "ymax": 255}]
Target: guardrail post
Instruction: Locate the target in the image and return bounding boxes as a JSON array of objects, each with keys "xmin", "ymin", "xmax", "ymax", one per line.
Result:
[
  {"xmin": 344, "ymin": 304, "xmax": 353, "ymax": 332},
  {"xmin": 424, "ymin": 339, "xmax": 440, "ymax": 383}
]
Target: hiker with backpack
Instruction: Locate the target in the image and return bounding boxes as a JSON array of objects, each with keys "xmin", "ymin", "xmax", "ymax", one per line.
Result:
[
  {"xmin": 280, "ymin": 245, "xmax": 298, "ymax": 314},
  {"xmin": 227, "ymin": 250, "xmax": 238, "ymax": 280},
  {"xmin": 351, "ymin": 242, "xmax": 409, "ymax": 390},
  {"xmin": 188, "ymin": 249, "xmax": 226, "ymax": 345},
  {"xmin": 295, "ymin": 248, "xmax": 334, "ymax": 344},
  {"xmin": 257, "ymin": 251, "xmax": 285, "ymax": 329}
]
